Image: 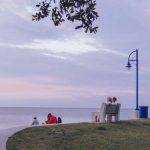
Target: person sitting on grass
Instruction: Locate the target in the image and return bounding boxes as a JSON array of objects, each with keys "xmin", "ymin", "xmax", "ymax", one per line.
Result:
[
  {"xmin": 32, "ymin": 117, "xmax": 39, "ymax": 125},
  {"xmin": 45, "ymin": 113, "xmax": 57, "ymax": 124},
  {"xmin": 57, "ymin": 117, "xmax": 62, "ymax": 124}
]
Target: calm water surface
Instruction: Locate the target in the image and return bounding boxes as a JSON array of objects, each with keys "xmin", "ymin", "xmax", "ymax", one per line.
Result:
[{"xmin": 0, "ymin": 107, "xmax": 139, "ymax": 130}]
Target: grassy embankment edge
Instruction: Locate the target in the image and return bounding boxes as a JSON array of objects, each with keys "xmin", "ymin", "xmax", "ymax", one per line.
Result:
[{"xmin": 6, "ymin": 119, "xmax": 150, "ymax": 150}]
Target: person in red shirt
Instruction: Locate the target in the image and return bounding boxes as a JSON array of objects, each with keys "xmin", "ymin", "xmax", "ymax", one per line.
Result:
[
  {"xmin": 45, "ymin": 113, "xmax": 57, "ymax": 124},
  {"xmin": 50, "ymin": 115, "xmax": 57, "ymax": 124}
]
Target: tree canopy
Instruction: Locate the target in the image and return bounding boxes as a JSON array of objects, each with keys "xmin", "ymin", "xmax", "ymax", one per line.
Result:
[{"xmin": 32, "ymin": 0, "xmax": 99, "ymax": 33}]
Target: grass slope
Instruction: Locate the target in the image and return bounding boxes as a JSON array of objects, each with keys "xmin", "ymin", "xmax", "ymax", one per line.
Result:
[{"xmin": 6, "ymin": 119, "xmax": 150, "ymax": 150}]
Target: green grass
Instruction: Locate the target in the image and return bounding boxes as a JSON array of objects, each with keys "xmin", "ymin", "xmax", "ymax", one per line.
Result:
[{"xmin": 6, "ymin": 119, "xmax": 150, "ymax": 150}]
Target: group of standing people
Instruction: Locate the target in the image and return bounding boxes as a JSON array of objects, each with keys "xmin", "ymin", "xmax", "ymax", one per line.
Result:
[
  {"xmin": 100, "ymin": 96, "xmax": 119, "ymax": 123},
  {"xmin": 106, "ymin": 96, "xmax": 118, "ymax": 122},
  {"xmin": 32, "ymin": 113, "xmax": 62, "ymax": 125},
  {"xmin": 107, "ymin": 96, "xmax": 117, "ymax": 104}
]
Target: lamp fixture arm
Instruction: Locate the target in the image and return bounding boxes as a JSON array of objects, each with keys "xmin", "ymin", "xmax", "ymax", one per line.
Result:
[{"xmin": 128, "ymin": 50, "xmax": 136, "ymax": 62}]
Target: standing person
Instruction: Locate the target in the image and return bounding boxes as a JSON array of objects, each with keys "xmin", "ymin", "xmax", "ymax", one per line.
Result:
[
  {"xmin": 107, "ymin": 97, "xmax": 112, "ymax": 104},
  {"xmin": 32, "ymin": 117, "xmax": 39, "ymax": 125},
  {"xmin": 112, "ymin": 97, "xmax": 120, "ymax": 121},
  {"xmin": 112, "ymin": 97, "xmax": 117, "ymax": 104},
  {"xmin": 106, "ymin": 97, "xmax": 113, "ymax": 123},
  {"xmin": 100, "ymin": 97, "xmax": 112, "ymax": 123}
]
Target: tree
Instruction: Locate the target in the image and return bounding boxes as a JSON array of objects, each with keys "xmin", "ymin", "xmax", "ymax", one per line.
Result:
[{"xmin": 32, "ymin": 0, "xmax": 99, "ymax": 33}]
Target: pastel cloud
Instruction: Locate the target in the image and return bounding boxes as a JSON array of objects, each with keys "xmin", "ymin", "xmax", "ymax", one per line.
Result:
[
  {"xmin": 0, "ymin": 38, "xmax": 127, "ymax": 57},
  {"xmin": 0, "ymin": 78, "xmax": 136, "ymax": 99},
  {"xmin": 4, "ymin": 37, "xmax": 98, "ymax": 55}
]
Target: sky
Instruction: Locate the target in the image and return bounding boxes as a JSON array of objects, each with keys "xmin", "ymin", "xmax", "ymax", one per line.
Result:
[{"xmin": 0, "ymin": 0, "xmax": 150, "ymax": 108}]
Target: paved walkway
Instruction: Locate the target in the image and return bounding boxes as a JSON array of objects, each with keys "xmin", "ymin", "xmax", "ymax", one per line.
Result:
[{"xmin": 0, "ymin": 126, "xmax": 28, "ymax": 150}]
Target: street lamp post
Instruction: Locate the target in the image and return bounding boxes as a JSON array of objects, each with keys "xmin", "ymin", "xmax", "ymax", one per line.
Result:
[{"xmin": 126, "ymin": 49, "xmax": 139, "ymax": 110}]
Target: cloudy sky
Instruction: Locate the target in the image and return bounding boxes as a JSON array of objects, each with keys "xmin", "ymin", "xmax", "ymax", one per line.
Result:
[{"xmin": 0, "ymin": 0, "xmax": 150, "ymax": 108}]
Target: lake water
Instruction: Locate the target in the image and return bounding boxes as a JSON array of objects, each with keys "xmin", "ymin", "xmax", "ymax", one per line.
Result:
[{"xmin": 0, "ymin": 107, "xmax": 139, "ymax": 130}]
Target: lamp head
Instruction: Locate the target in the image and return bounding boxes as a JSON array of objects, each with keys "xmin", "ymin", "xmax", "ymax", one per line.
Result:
[{"xmin": 126, "ymin": 61, "xmax": 132, "ymax": 70}]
